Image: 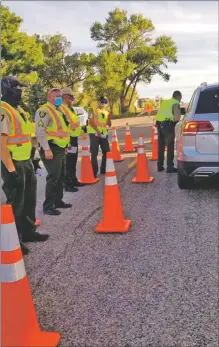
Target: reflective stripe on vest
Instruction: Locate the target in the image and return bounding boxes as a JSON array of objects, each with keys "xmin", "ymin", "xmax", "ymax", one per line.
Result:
[
  {"xmin": 1, "ymin": 102, "xmax": 31, "ymax": 145},
  {"xmin": 43, "ymin": 104, "xmax": 69, "ymax": 138},
  {"xmin": 60, "ymin": 105, "xmax": 80, "ymax": 130}
]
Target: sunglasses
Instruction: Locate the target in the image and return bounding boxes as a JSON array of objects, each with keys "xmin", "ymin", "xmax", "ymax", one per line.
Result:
[
  {"xmin": 66, "ymin": 94, "xmax": 74, "ymax": 99},
  {"xmin": 100, "ymin": 101, "xmax": 107, "ymax": 104}
]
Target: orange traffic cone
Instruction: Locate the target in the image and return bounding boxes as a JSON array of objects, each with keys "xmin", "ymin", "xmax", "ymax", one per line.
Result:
[
  {"xmin": 132, "ymin": 134, "xmax": 154, "ymax": 183},
  {"xmin": 95, "ymin": 152, "xmax": 131, "ymax": 233},
  {"xmin": 111, "ymin": 127, "xmax": 124, "ymax": 162},
  {"xmin": 1, "ymin": 204, "xmax": 60, "ymax": 347},
  {"xmin": 151, "ymin": 126, "xmax": 158, "ymax": 161},
  {"xmin": 79, "ymin": 135, "xmax": 99, "ymax": 184},
  {"xmin": 150, "ymin": 118, "xmax": 156, "ymax": 143},
  {"xmin": 123, "ymin": 123, "xmax": 136, "ymax": 153}
]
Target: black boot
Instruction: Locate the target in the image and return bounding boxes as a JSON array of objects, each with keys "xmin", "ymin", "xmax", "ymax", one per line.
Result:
[
  {"xmin": 166, "ymin": 167, "xmax": 178, "ymax": 173},
  {"xmin": 55, "ymin": 201, "xmax": 72, "ymax": 209},
  {"xmin": 44, "ymin": 208, "xmax": 61, "ymax": 216},
  {"xmin": 73, "ymin": 180, "xmax": 86, "ymax": 187},
  {"xmin": 22, "ymin": 232, "xmax": 50, "ymax": 243}
]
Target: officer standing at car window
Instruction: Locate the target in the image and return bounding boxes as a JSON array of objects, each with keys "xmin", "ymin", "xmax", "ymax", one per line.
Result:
[
  {"xmin": 1, "ymin": 76, "xmax": 49, "ymax": 255},
  {"xmin": 87, "ymin": 96, "xmax": 111, "ymax": 178},
  {"xmin": 59, "ymin": 87, "xmax": 86, "ymax": 190},
  {"xmin": 155, "ymin": 90, "xmax": 182, "ymax": 173},
  {"xmin": 35, "ymin": 88, "xmax": 73, "ymax": 216}
]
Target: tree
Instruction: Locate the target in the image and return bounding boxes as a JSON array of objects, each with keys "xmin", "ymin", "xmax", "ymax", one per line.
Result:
[
  {"xmin": 91, "ymin": 8, "xmax": 177, "ymax": 112},
  {"xmin": 38, "ymin": 34, "xmax": 71, "ymax": 87},
  {"xmin": 84, "ymin": 50, "xmax": 135, "ymax": 114},
  {"xmin": 1, "ymin": 5, "xmax": 43, "ymax": 78}
]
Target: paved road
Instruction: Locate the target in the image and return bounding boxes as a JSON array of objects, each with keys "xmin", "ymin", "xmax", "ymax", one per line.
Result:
[{"xmin": 25, "ymin": 117, "xmax": 218, "ymax": 347}]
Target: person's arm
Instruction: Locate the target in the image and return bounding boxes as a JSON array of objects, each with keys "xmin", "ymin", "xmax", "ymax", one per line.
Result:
[
  {"xmin": 172, "ymin": 104, "xmax": 181, "ymax": 122},
  {"xmin": 35, "ymin": 108, "xmax": 53, "ymax": 159},
  {"xmin": 1, "ymin": 112, "xmax": 16, "ymax": 172},
  {"xmin": 107, "ymin": 112, "xmax": 112, "ymax": 127},
  {"xmin": 88, "ymin": 110, "xmax": 101, "ymax": 136}
]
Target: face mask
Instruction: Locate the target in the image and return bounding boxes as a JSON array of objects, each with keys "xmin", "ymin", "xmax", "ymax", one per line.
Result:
[
  {"xmin": 55, "ymin": 96, "xmax": 63, "ymax": 106},
  {"xmin": 2, "ymin": 88, "xmax": 22, "ymax": 107}
]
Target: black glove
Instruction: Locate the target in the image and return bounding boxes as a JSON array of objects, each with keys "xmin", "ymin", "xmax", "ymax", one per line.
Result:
[
  {"xmin": 9, "ymin": 171, "xmax": 21, "ymax": 189},
  {"xmin": 82, "ymin": 125, "xmax": 87, "ymax": 133}
]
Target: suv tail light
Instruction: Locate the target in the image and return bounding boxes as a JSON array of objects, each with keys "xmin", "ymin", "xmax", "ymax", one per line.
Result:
[{"xmin": 183, "ymin": 121, "xmax": 214, "ymax": 135}]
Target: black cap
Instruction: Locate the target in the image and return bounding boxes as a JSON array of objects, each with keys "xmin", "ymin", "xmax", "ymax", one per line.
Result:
[
  {"xmin": 1, "ymin": 76, "xmax": 28, "ymax": 91},
  {"xmin": 98, "ymin": 96, "xmax": 108, "ymax": 104}
]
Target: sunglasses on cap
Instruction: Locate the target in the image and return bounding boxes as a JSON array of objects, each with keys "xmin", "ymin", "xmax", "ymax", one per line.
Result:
[{"xmin": 65, "ymin": 94, "xmax": 74, "ymax": 99}]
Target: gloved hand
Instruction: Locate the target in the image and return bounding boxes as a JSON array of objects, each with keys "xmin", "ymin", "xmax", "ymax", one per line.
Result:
[{"xmin": 9, "ymin": 171, "xmax": 21, "ymax": 189}]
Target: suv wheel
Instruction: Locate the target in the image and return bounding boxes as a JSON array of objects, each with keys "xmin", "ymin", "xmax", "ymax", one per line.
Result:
[{"xmin": 177, "ymin": 171, "xmax": 194, "ymax": 189}]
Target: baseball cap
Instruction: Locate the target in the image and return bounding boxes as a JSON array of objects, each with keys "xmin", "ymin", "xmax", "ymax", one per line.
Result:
[
  {"xmin": 61, "ymin": 87, "xmax": 74, "ymax": 97},
  {"xmin": 98, "ymin": 96, "xmax": 108, "ymax": 104}
]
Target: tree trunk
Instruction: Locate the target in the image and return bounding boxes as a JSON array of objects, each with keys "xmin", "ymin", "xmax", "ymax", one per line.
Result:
[
  {"xmin": 109, "ymin": 101, "xmax": 114, "ymax": 116},
  {"xmin": 128, "ymin": 79, "xmax": 138, "ymax": 110}
]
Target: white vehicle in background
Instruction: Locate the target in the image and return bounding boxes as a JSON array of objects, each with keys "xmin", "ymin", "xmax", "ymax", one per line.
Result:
[
  {"xmin": 73, "ymin": 107, "xmax": 89, "ymax": 126},
  {"xmin": 175, "ymin": 82, "xmax": 219, "ymax": 189}
]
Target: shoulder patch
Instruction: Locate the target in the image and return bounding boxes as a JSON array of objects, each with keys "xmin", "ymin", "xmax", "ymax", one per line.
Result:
[{"xmin": 39, "ymin": 111, "xmax": 47, "ymax": 118}]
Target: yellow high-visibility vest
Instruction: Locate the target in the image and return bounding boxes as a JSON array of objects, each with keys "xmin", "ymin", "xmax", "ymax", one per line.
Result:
[
  {"xmin": 59, "ymin": 105, "xmax": 83, "ymax": 138},
  {"xmin": 39, "ymin": 103, "xmax": 70, "ymax": 148},
  {"xmin": 87, "ymin": 109, "xmax": 109, "ymax": 135},
  {"xmin": 156, "ymin": 98, "xmax": 179, "ymax": 122},
  {"xmin": 1, "ymin": 101, "xmax": 32, "ymax": 161}
]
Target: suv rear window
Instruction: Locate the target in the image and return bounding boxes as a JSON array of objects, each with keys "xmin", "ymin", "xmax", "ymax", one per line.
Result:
[{"xmin": 195, "ymin": 87, "xmax": 219, "ymax": 114}]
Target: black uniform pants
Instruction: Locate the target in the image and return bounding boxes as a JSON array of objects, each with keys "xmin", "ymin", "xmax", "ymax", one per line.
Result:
[
  {"xmin": 40, "ymin": 144, "xmax": 65, "ymax": 211},
  {"xmin": 89, "ymin": 134, "xmax": 110, "ymax": 177},
  {"xmin": 1, "ymin": 160, "xmax": 37, "ymax": 241},
  {"xmin": 156, "ymin": 121, "xmax": 176, "ymax": 169},
  {"xmin": 65, "ymin": 136, "xmax": 78, "ymax": 187}
]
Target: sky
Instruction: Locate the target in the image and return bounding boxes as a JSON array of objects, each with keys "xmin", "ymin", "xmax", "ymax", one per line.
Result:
[{"xmin": 3, "ymin": 0, "xmax": 219, "ymax": 102}]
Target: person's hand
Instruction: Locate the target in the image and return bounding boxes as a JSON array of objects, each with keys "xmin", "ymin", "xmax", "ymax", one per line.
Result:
[
  {"xmin": 96, "ymin": 131, "xmax": 101, "ymax": 137},
  {"xmin": 9, "ymin": 171, "xmax": 22, "ymax": 189},
  {"xmin": 45, "ymin": 149, "xmax": 53, "ymax": 160}
]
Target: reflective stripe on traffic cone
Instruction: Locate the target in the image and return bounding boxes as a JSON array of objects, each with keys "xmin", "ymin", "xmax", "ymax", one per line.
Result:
[
  {"xmin": 95, "ymin": 152, "xmax": 131, "ymax": 233},
  {"xmin": 132, "ymin": 134, "xmax": 154, "ymax": 183},
  {"xmin": 79, "ymin": 135, "xmax": 99, "ymax": 184},
  {"xmin": 123, "ymin": 123, "xmax": 136, "ymax": 153},
  {"xmin": 151, "ymin": 126, "xmax": 158, "ymax": 161},
  {"xmin": 150, "ymin": 119, "xmax": 156, "ymax": 144},
  {"xmin": 1, "ymin": 204, "xmax": 60, "ymax": 347},
  {"xmin": 111, "ymin": 127, "xmax": 124, "ymax": 162}
]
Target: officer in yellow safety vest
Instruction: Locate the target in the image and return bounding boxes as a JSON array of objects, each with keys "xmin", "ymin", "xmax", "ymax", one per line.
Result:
[
  {"xmin": 59, "ymin": 87, "xmax": 86, "ymax": 190},
  {"xmin": 87, "ymin": 96, "xmax": 111, "ymax": 178},
  {"xmin": 1, "ymin": 76, "xmax": 49, "ymax": 255},
  {"xmin": 155, "ymin": 90, "xmax": 182, "ymax": 173},
  {"xmin": 35, "ymin": 88, "xmax": 73, "ymax": 216}
]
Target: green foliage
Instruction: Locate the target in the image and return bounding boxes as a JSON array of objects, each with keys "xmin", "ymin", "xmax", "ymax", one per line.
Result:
[
  {"xmin": 91, "ymin": 8, "xmax": 177, "ymax": 112},
  {"xmin": 2, "ymin": 5, "xmax": 178, "ymax": 115},
  {"xmin": 84, "ymin": 50, "xmax": 136, "ymax": 114},
  {"xmin": 1, "ymin": 5, "xmax": 43, "ymax": 76}
]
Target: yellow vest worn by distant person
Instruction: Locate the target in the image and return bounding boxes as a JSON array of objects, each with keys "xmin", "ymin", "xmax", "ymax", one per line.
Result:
[
  {"xmin": 156, "ymin": 98, "xmax": 179, "ymax": 122},
  {"xmin": 39, "ymin": 103, "xmax": 70, "ymax": 148},
  {"xmin": 59, "ymin": 105, "xmax": 83, "ymax": 138},
  {"xmin": 1, "ymin": 101, "xmax": 32, "ymax": 161},
  {"xmin": 87, "ymin": 109, "xmax": 109, "ymax": 135}
]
